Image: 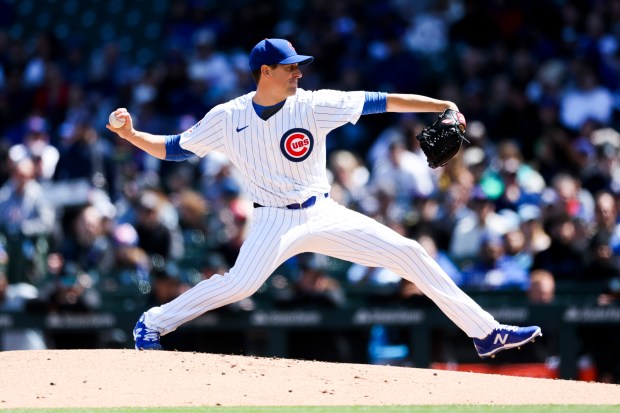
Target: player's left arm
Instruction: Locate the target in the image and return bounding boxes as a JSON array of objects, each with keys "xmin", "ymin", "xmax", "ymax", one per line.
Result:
[{"xmin": 386, "ymin": 94, "xmax": 458, "ymax": 113}]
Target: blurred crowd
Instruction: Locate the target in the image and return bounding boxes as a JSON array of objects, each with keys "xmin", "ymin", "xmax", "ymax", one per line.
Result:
[{"xmin": 0, "ymin": 0, "xmax": 620, "ymax": 381}]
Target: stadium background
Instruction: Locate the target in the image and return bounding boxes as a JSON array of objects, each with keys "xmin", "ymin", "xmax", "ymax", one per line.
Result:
[{"xmin": 0, "ymin": 0, "xmax": 619, "ymax": 383}]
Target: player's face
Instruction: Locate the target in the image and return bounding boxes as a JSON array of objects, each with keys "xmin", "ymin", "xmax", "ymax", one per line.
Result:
[{"xmin": 272, "ymin": 63, "xmax": 302, "ymax": 97}]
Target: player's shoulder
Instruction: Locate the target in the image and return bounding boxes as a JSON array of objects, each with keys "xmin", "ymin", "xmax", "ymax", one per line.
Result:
[
  {"xmin": 231, "ymin": 91, "xmax": 255, "ymax": 108},
  {"xmin": 210, "ymin": 92, "xmax": 254, "ymax": 115},
  {"xmin": 294, "ymin": 88, "xmax": 352, "ymax": 104},
  {"xmin": 295, "ymin": 89, "xmax": 365, "ymax": 108},
  {"xmin": 295, "ymin": 88, "xmax": 340, "ymax": 99}
]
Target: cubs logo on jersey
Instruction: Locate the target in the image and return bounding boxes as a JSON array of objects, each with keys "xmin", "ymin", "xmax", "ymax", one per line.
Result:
[{"xmin": 280, "ymin": 128, "xmax": 314, "ymax": 162}]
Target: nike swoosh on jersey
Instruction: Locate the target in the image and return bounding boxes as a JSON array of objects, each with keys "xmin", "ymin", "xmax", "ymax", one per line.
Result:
[{"xmin": 236, "ymin": 125, "xmax": 249, "ymax": 132}]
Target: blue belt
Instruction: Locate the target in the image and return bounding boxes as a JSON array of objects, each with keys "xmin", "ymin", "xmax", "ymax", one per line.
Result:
[{"xmin": 253, "ymin": 193, "xmax": 328, "ymax": 210}]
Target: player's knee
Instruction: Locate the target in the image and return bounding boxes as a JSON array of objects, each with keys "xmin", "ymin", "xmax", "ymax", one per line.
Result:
[
  {"xmin": 409, "ymin": 240, "xmax": 426, "ymax": 253},
  {"xmin": 394, "ymin": 238, "xmax": 423, "ymax": 254},
  {"xmin": 212, "ymin": 272, "xmax": 263, "ymax": 302},
  {"xmin": 233, "ymin": 284, "xmax": 260, "ymax": 301},
  {"xmin": 410, "ymin": 239, "xmax": 433, "ymax": 258},
  {"xmin": 228, "ymin": 278, "xmax": 262, "ymax": 301},
  {"xmin": 379, "ymin": 240, "xmax": 427, "ymax": 273},
  {"xmin": 398, "ymin": 239, "xmax": 431, "ymax": 264}
]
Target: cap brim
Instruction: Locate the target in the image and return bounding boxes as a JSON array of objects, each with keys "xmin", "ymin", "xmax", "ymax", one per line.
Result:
[{"xmin": 279, "ymin": 55, "xmax": 314, "ymax": 66}]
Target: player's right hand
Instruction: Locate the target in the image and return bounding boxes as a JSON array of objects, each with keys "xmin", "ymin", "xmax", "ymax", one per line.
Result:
[{"xmin": 106, "ymin": 108, "xmax": 134, "ymax": 139}]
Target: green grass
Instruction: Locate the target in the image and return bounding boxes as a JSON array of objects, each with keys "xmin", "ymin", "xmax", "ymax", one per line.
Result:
[{"xmin": 2, "ymin": 406, "xmax": 618, "ymax": 413}]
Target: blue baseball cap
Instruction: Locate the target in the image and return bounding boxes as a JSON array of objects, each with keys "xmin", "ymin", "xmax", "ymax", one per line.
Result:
[{"xmin": 249, "ymin": 38, "xmax": 314, "ymax": 71}]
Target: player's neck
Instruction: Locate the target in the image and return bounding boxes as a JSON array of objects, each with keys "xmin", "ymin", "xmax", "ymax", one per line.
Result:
[{"xmin": 253, "ymin": 85, "xmax": 292, "ymax": 106}]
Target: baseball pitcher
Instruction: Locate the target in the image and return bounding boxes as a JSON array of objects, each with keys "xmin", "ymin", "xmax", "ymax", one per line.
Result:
[{"xmin": 107, "ymin": 38, "xmax": 541, "ymax": 359}]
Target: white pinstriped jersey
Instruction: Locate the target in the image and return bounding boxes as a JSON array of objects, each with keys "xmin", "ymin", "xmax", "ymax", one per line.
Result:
[{"xmin": 179, "ymin": 89, "xmax": 365, "ymax": 207}]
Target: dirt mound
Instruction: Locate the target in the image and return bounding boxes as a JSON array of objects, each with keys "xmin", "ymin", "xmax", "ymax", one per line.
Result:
[{"xmin": 0, "ymin": 349, "xmax": 618, "ymax": 408}]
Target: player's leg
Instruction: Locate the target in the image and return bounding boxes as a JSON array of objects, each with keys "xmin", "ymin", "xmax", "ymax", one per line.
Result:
[
  {"xmin": 306, "ymin": 199, "xmax": 495, "ymax": 338},
  {"xmin": 135, "ymin": 206, "xmax": 308, "ymax": 348}
]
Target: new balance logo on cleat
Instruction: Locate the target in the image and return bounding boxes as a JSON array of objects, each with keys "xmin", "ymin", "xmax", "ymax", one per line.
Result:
[
  {"xmin": 473, "ymin": 324, "xmax": 541, "ymax": 358},
  {"xmin": 493, "ymin": 333, "xmax": 508, "ymax": 345}
]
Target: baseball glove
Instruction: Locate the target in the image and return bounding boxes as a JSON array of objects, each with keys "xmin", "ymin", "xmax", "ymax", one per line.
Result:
[{"xmin": 416, "ymin": 109, "xmax": 467, "ymax": 169}]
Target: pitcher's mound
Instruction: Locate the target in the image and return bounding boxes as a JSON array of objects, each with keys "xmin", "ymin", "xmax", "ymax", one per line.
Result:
[{"xmin": 0, "ymin": 349, "xmax": 618, "ymax": 408}]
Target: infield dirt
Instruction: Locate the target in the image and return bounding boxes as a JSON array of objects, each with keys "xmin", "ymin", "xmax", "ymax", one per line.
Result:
[{"xmin": 0, "ymin": 349, "xmax": 618, "ymax": 408}]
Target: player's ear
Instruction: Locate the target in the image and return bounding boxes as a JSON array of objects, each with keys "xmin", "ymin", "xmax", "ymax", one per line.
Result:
[{"xmin": 262, "ymin": 65, "xmax": 270, "ymax": 77}]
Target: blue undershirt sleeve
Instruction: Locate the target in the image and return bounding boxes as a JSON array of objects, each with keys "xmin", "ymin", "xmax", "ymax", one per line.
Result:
[
  {"xmin": 362, "ymin": 92, "xmax": 387, "ymax": 115},
  {"xmin": 165, "ymin": 134, "xmax": 195, "ymax": 161}
]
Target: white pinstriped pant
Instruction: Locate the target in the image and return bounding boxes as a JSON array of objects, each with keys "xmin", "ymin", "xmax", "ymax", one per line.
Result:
[{"xmin": 145, "ymin": 197, "xmax": 499, "ymax": 339}]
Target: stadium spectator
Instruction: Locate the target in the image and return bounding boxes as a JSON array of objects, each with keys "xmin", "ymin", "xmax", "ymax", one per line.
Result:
[
  {"xmin": 517, "ymin": 203, "xmax": 551, "ymax": 256},
  {"xmin": 0, "ymin": 250, "xmax": 47, "ymax": 350},
  {"xmin": 292, "ymin": 253, "xmax": 346, "ymax": 309},
  {"xmin": 584, "ymin": 231, "xmax": 620, "ymax": 283},
  {"xmin": 26, "ymin": 252, "xmax": 102, "ymax": 348},
  {"xmin": 0, "ymin": 157, "xmax": 55, "ymax": 283},
  {"xmin": 8, "ymin": 115, "xmax": 59, "ymax": 182},
  {"xmin": 370, "ymin": 137, "xmax": 437, "ymax": 206},
  {"xmin": 590, "ymin": 190, "xmax": 620, "ymax": 254},
  {"xmin": 488, "ymin": 140, "xmax": 547, "ymax": 211},
  {"xmin": 347, "ymin": 262, "xmax": 401, "ymax": 301},
  {"xmin": 559, "ymin": 60, "xmax": 614, "ymax": 132},
  {"xmin": 147, "ymin": 264, "xmax": 186, "ymax": 307},
  {"xmin": 502, "ymin": 224, "xmax": 533, "ymax": 273},
  {"xmin": 210, "ymin": 182, "xmax": 252, "ymax": 267},
  {"xmin": 367, "ymin": 113, "xmax": 417, "ymax": 168},
  {"xmin": 186, "ymin": 29, "xmax": 239, "ymax": 105},
  {"xmin": 544, "ymin": 173, "xmax": 595, "ymax": 225},
  {"xmin": 175, "ymin": 188, "xmax": 219, "ymax": 273},
  {"xmin": 449, "ymin": 185, "xmax": 512, "ymax": 265},
  {"xmin": 460, "ymin": 231, "xmax": 529, "ymax": 291},
  {"xmin": 133, "ymin": 191, "xmax": 183, "ymax": 262},
  {"xmin": 527, "ymin": 269, "xmax": 556, "ymax": 305},
  {"xmin": 417, "ymin": 233, "xmax": 463, "ymax": 286},
  {"xmin": 581, "ymin": 128, "xmax": 620, "ymax": 195},
  {"xmin": 406, "ymin": 193, "xmax": 453, "ymax": 252},
  {"xmin": 581, "ymin": 190, "xmax": 620, "ymax": 284},
  {"xmin": 327, "ymin": 149, "xmax": 370, "ymax": 210},
  {"xmin": 0, "ymin": 139, "xmax": 11, "ymax": 188},
  {"xmin": 52, "ymin": 117, "xmax": 117, "ymax": 199},
  {"xmin": 105, "ymin": 222, "xmax": 150, "ymax": 290},
  {"xmin": 532, "ymin": 212, "xmax": 587, "ymax": 282}
]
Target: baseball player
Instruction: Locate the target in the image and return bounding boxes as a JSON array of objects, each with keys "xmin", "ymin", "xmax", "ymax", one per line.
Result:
[{"xmin": 107, "ymin": 38, "xmax": 541, "ymax": 359}]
